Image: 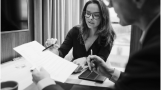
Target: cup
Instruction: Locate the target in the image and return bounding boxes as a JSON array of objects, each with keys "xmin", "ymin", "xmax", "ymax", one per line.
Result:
[{"xmin": 1, "ymin": 81, "xmax": 18, "ymax": 90}]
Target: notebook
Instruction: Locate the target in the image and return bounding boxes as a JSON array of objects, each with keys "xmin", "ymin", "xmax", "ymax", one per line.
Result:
[{"xmin": 78, "ymin": 68, "xmax": 107, "ymax": 83}]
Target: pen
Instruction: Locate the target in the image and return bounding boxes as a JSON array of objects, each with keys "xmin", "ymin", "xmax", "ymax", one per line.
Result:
[
  {"xmin": 30, "ymin": 66, "xmax": 40, "ymax": 72},
  {"xmin": 42, "ymin": 44, "xmax": 54, "ymax": 51},
  {"xmin": 90, "ymin": 50, "xmax": 97, "ymax": 73},
  {"xmin": 91, "ymin": 49, "xmax": 93, "ymax": 55},
  {"xmin": 90, "ymin": 49, "xmax": 93, "ymax": 72}
]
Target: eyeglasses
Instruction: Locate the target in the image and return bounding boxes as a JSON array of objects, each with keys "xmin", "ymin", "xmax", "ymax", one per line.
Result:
[{"xmin": 84, "ymin": 11, "xmax": 101, "ymax": 20}]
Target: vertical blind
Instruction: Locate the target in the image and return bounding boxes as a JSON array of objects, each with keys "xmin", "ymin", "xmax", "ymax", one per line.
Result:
[
  {"xmin": 50, "ymin": 0, "xmax": 82, "ymax": 45},
  {"xmin": 33, "ymin": 0, "xmax": 88, "ymax": 45}
]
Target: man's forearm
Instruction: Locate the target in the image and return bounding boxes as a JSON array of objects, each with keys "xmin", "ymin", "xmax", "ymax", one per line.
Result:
[
  {"xmin": 36, "ymin": 78, "xmax": 65, "ymax": 90},
  {"xmin": 102, "ymin": 64, "xmax": 121, "ymax": 82},
  {"xmin": 37, "ymin": 78, "xmax": 56, "ymax": 90},
  {"xmin": 43, "ymin": 84, "xmax": 64, "ymax": 90},
  {"xmin": 109, "ymin": 68, "xmax": 121, "ymax": 82}
]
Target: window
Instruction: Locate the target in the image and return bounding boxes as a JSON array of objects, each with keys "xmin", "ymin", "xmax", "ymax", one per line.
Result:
[
  {"xmin": 19, "ymin": 0, "xmax": 28, "ymax": 29},
  {"xmin": 108, "ymin": 8, "xmax": 131, "ymax": 70}
]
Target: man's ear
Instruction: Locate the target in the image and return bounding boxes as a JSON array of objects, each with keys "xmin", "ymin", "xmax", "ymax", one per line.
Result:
[{"xmin": 132, "ymin": 0, "xmax": 146, "ymax": 9}]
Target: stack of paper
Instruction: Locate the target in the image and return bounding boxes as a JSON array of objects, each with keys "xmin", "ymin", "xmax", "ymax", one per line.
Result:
[{"xmin": 14, "ymin": 41, "xmax": 78, "ymax": 83}]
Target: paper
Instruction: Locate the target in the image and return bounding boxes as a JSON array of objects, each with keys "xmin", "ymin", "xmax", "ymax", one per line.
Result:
[{"xmin": 13, "ymin": 41, "xmax": 78, "ymax": 83}]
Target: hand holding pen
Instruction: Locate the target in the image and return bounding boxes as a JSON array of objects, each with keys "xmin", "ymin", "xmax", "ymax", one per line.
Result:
[
  {"xmin": 87, "ymin": 50, "xmax": 99, "ymax": 72},
  {"xmin": 89, "ymin": 50, "xmax": 96, "ymax": 72},
  {"xmin": 43, "ymin": 38, "xmax": 59, "ymax": 55},
  {"xmin": 43, "ymin": 38, "xmax": 58, "ymax": 51}
]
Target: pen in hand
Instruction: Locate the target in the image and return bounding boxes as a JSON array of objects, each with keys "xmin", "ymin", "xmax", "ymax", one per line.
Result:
[
  {"xmin": 90, "ymin": 50, "xmax": 93, "ymax": 72},
  {"xmin": 43, "ymin": 39, "xmax": 57, "ymax": 51},
  {"xmin": 42, "ymin": 44, "xmax": 54, "ymax": 51},
  {"xmin": 90, "ymin": 50, "xmax": 97, "ymax": 73}
]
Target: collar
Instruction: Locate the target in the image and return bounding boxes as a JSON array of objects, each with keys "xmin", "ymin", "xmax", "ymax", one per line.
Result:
[{"xmin": 139, "ymin": 13, "xmax": 160, "ymax": 44}]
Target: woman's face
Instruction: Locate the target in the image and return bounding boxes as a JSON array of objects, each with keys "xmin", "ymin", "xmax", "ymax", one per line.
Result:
[{"xmin": 85, "ymin": 3, "xmax": 101, "ymax": 30}]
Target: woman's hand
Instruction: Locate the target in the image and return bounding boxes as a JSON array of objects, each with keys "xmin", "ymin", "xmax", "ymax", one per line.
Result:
[
  {"xmin": 87, "ymin": 55, "xmax": 114, "ymax": 78},
  {"xmin": 45, "ymin": 38, "xmax": 60, "ymax": 55},
  {"xmin": 73, "ymin": 57, "xmax": 87, "ymax": 67}
]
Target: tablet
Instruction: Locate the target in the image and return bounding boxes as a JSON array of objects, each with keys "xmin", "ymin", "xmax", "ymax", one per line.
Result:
[{"xmin": 78, "ymin": 68, "xmax": 107, "ymax": 83}]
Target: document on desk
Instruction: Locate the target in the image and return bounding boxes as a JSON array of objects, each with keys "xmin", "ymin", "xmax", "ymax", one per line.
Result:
[{"xmin": 13, "ymin": 41, "xmax": 78, "ymax": 83}]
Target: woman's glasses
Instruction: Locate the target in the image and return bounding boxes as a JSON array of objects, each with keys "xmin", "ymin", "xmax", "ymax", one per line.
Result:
[{"xmin": 84, "ymin": 11, "xmax": 101, "ymax": 20}]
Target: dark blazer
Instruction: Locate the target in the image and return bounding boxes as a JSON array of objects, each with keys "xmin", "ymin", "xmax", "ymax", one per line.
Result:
[
  {"xmin": 42, "ymin": 16, "xmax": 160, "ymax": 90},
  {"xmin": 113, "ymin": 16, "xmax": 160, "ymax": 90}
]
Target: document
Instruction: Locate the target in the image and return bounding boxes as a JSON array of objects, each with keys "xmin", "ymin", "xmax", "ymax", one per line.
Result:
[{"xmin": 13, "ymin": 41, "xmax": 78, "ymax": 83}]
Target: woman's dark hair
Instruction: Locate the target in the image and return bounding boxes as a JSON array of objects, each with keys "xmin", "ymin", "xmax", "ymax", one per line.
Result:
[{"xmin": 80, "ymin": 0, "xmax": 116, "ymax": 47}]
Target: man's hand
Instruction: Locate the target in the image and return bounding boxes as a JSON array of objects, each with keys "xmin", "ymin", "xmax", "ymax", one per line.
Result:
[
  {"xmin": 31, "ymin": 67, "xmax": 50, "ymax": 84},
  {"xmin": 87, "ymin": 55, "xmax": 114, "ymax": 78}
]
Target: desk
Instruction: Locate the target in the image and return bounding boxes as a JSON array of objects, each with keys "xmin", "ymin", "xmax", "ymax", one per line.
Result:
[{"xmin": 1, "ymin": 57, "xmax": 115, "ymax": 90}]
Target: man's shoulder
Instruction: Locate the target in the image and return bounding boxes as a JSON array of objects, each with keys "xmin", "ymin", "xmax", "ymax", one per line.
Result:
[
  {"xmin": 142, "ymin": 34, "xmax": 160, "ymax": 54},
  {"xmin": 131, "ymin": 39, "xmax": 159, "ymax": 58},
  {"xmin": 128, "ymin": 32, "xmax": 160, "ymax": 66}
]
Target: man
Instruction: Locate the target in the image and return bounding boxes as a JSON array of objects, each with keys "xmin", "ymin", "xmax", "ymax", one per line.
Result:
[{"xmin": 31, "ymin": 0, "xmax": 160, "ymax": 90}]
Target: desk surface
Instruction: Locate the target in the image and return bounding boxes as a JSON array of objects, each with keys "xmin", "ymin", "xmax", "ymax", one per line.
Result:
[{"xmin": 1, "ymin": 57, "xmax": 115, "ymax": 90}]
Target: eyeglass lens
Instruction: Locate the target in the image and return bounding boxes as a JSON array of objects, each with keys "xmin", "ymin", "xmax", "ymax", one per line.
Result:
[{"xmin": 85, "ymin": 11, "xmax": 100, "ymax": 19}]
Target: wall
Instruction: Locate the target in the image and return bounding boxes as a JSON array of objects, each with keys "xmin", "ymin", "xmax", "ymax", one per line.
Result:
[
  {"xmin": 1, "ymin": 30, "xmax": 33, "ymax": 63},
  {"xmin": 1, "ymin": 0, "xmax": 34, "ymax": 63}
]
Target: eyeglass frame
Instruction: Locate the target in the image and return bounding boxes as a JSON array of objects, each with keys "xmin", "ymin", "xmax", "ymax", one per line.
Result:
[{"xmin": 84, "ymin": 11, "xmax": 101, "ymax": 20}]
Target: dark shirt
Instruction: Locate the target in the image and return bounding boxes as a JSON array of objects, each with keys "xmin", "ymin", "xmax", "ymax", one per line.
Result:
[{"xmin": 58, "ymin": 26, "xmax": 112, "ymax": 61}]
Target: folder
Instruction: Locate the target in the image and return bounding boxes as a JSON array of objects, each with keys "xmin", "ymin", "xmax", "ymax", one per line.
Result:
[{"xmin": 78, "ymin": 68, "xmax": 107, "ymax": 83}]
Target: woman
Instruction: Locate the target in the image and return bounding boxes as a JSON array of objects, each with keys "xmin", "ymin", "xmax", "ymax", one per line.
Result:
[{"xmin": 46, "ymin": 0, "xmax": 116, "ymax": 67}]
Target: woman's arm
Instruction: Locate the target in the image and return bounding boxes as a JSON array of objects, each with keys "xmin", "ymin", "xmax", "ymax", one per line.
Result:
[{"xmin": 58, "ymin": 27, "xmax": 78, "ymax": 58}]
